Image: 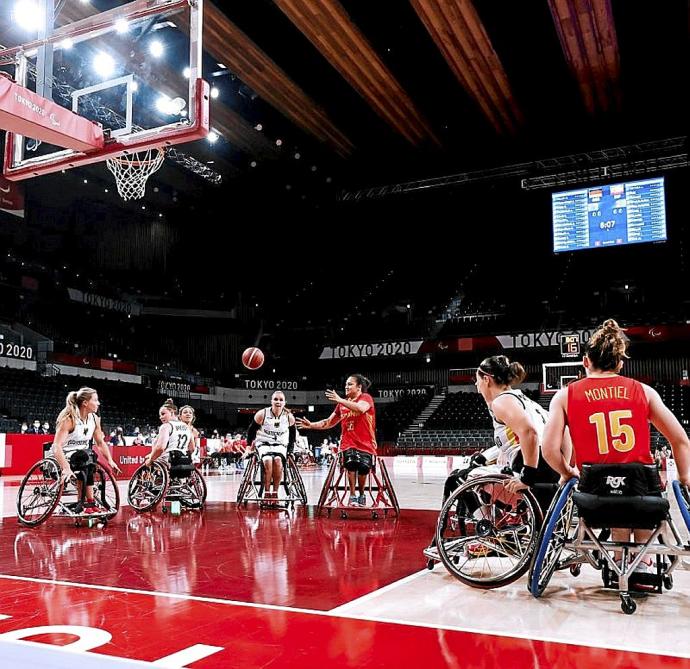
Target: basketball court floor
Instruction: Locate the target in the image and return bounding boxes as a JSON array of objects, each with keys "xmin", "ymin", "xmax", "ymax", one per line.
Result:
[{"xmin": 0, "ymin": 462, "xmax": 689, "ymax": 667}]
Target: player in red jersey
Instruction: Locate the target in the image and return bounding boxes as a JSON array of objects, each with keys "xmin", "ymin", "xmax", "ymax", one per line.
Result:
[
  {"xmin": 296, "ymin": 374, "xmax": 376, "ymax": 507},
  {"xmin": 542, "ymin": 319, "xmax": 690, "ymax": 571}
]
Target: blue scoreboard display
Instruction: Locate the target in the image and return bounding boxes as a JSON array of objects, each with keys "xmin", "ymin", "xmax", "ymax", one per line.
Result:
[{"xmin": 552, "ymin": 177, "xmax": 667, "ymax": 253}]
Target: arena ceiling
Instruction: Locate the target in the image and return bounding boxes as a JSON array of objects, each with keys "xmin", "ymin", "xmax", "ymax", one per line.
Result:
[{"xmin": 1, "ymin": 0, "xmax": 687, "ymax": 203}]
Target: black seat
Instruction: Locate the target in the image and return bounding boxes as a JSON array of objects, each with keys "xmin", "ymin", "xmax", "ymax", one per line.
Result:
[
  {"xmin": 169, "ymin": 450, "xmax": 195, "ymax": 478},
  {"xmin": 573, "ymin": 462, "xmax": 669, "ymax": 529}
]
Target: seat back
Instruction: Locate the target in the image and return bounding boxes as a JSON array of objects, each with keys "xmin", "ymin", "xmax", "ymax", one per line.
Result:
[
  {"xmin": 169, "ymin": 450, "xmax": 194, "ymax": 478},
  {"xmin": 574, "ymin": 463, "xmax": 668, "ymax": 529}
]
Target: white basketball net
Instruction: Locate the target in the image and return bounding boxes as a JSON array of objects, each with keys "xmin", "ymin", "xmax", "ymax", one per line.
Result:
[{"xmin": 106, "ymin": 147, "xmax": 166, "ymax": 201}]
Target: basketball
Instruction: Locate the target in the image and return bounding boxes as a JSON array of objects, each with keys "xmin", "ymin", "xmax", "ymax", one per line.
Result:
[{"xmin": 242, "ymin": 347, "xmax": 264, "ymax": 370}]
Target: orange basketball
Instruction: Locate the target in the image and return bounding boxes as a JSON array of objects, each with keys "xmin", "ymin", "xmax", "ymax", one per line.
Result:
[{"xmin": 242, "ymin": 347, "xmax": 265, "ymax": 370}]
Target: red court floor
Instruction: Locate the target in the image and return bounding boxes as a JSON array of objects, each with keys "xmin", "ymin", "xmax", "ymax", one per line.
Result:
[{"xmin": 1, "ymin": 469, "xmax": 689, "ymax": 667}]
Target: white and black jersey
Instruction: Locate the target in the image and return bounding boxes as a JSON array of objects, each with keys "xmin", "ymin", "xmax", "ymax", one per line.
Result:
[
  {"xmin": 55, "ymin": 413, "xmax": 96, "ymax": 455},
  {"xmin": 165, "ymin": 420, "xmax": 194, "ymax": 454},
  {"xmin": 488, "ymin": 390, "xmax": 548, "ymax": 466},
  {"xmin": 255, "ymin": 408, "xmax": 291, "ymax": 447}
]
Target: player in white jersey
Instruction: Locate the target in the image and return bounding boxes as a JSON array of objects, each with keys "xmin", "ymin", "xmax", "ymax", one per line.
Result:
[
  {"xmin": 452, "ymin": 356, "xmax": 561, "ymax": 495},
  {"xmin": 247, "ymin": 391, "xmax": 296, "ymax": 500},
  {"xmin": 425, "ymin": 357, "xmax": 564, "ymax": 560},
  {"xmin": 145, "ymin": 398, "xmax": 194, "ymax": 467},
  {"xmin": 179, "ymin": 405, "xmax": 201, "ymax": 466},
  {"xmin": 51, "ymin": 387, "xmax": 121, "ymax": 513}
]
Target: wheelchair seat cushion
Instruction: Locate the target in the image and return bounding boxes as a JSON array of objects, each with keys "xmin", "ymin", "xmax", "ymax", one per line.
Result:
[
  {"xmin": 575, "ymin": 462, "xmax": 668, "ymax": 528},
  {"xmin": 342, "ymin": 448, "xmax": 374, "ymax": 475}
]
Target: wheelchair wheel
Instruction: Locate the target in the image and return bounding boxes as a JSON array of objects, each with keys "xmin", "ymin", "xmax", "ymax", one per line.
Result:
[
  {"xmin": 528, "ymin": 478, "xmax": 578, "ymax": 597},
  {"xmin": 435, "ymin": 474, "xmax": 543, "ymax": 589},
  {"xmin": 127, "ymin": 462, "xmax": 169, "ymax": 513},
  {"xmin": 671, "ymin": 481, "xmax": 690, "ymax": 532},
  {"xmin": 236, "ymin": 456, "xmax": 257, "ymax": 504},
  {"xmin": 316, "ymin": 458, "xmax": 338, "ymax": 510},
  {"xmin": 180, "ymin": 470, "xmax": 207, "ymax": 509},
  {"xmin": 93, "ymin": 465, "xmax": 120, "ymax": 519},
  {"xmin": 16, "ymin": 458, "xmax": 63, "ymax": 527},
  {"xmin": 379, "ymin": 458, "xmax": 400, "ymax": 514},
  {"xmin": 287, "ymin": 457, "xmax": 308, "ymax": 506}
]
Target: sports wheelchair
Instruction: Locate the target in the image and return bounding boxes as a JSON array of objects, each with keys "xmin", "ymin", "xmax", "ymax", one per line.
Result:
[
  {"xmin": 236, "ymin": 452, "xmax": 307, "ymax": 510},
  {"xmin": 529, "ymin": 463, "xmax": 690, "ymax": 614},
  {"xmin": 16, "ymin": 449, "xmax": 120, "ymax": 527},
  {"xmin": 428, "ymin": 473, "xmax": 544, "ymax": 588},
  {"xmin": 316, "ymin": 453, "xmax": 399, "ymax": 520},
  {"xmin": 127, "ymin": 450, "xmax": 207, "ymax": 513}
]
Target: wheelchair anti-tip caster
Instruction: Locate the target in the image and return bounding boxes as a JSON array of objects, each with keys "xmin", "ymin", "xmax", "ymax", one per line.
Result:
[
  {"xmin": 340, "ymin": 511, "xmax": 348, "ymax": 519},
  {"xmin": 620, "ymin": 594, "xmax": 637, "ymax": 615},
  {"xmin": 162, "ymin": 501, "xmax": 181, "ymax": 515},
  {"xmin": 663, "ymin": 575, "xmax": 674, "ymax": 590},
  {"xmin": 371, "ymin": 512, "xmax": 379, "ymax": 520},
  {"xmin": 426, "ymin": 559, "xmax": 435, "ymax": 571},
  {"xmin": 569, "ymin": 564, "xmax": 581, "ymax": 577}
]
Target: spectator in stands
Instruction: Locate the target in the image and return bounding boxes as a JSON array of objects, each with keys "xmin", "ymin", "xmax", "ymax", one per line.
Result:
[
  {"xmin": 145, "ymin": 430, "xmax": 156, "ymax": 445},
  {"xmin": 110, "ymin": 427, "xmax": 125, "ymax": 447},
  {"xmin": 219, "ymin": 433, "xmax": 234, "ymax": 471},
  {"xmin": 133, "ymin": 432, "xmax": 145, "ymax": 446},
  {"xmin": 542, "ymin": 319, "xmax": 690, "ymax": 577},
  {"xmin": 50, "ymin": 387, "xmax": 121, "ymax": 512},
  {"xmin": 41, "ymin": 421, "xmax": 51, "ymax": 434},
  {"xmin": 20, "ymin": 422, "xmax": 28, "ymax": 434},
  {"xmin": 28, "ymin": 420, "xmax": 42, "ymax": 434},
  {"xmin": 297, "ymin": 374, "xmax": 377, "ymax": 507}
]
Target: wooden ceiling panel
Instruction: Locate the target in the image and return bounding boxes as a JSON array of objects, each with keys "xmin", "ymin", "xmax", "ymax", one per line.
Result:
[
  {"xmin": 274, "ymin": 0, "xmax": 440, "ymax": 147},
  {"xmin": 548, "ymin": 0, "xmax": 621, "ymax": 114},
  {"xmin": 410, "ymin": 0, "xmax": 523, "ymax": 135}
]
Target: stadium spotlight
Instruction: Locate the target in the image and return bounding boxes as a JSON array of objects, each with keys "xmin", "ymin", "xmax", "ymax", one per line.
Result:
[
  {"xmin": 12, "ymin": 1, "xmax": 43, "ymax": 32},
  {"xmin": 92, "ymin": 52, "xmax": 116, "ymax": 78},
  {"xmin": 149, "ymin": 40, "xmax": 164, "ymax": 58}
]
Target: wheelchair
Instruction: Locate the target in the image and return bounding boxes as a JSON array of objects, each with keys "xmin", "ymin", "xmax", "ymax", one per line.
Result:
[
  {"xmin": 428, "ymin": 473, "xmax": 544, "ymax": 588},
  {"xmin": 316, "ymin": 453, "xmax": 399, "ymax": 520},
  {"xmin": 127, "ymin": 450, "xmax": 207, "ymax": 513},
  {"xmin": 16, "ymin": 449, "xmax": 120, "ymax": 527},
  {"xmin": 529, "ymin": 463, "xmax": 690, "ymax": 614},
  {"xmin": 236, "ymin": 452, "xmax": 307, "ymax": 510}
]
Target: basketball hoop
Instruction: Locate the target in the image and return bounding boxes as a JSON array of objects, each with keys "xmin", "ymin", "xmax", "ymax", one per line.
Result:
[{"xmin": 106, "ymin": 147, "xmax": 166, "ymax": 201}]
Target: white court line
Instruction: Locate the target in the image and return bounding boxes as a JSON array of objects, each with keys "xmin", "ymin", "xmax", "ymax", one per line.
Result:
[
  {"xmin": 0, "ymin": 572, "xmax": 687, "ymax": 660},
  {"xmin": 328, "ymin": 570, "xmax": 428, "ymax": 613}
]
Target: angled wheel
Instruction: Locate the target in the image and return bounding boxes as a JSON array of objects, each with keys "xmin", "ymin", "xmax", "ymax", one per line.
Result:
[
  {"xmin": 180, "ymin": 470, "xmax": 207, "ymax": 509},
  {"xmin": 127, "ymin": 462, "xmax": 169, "ymax": 513},
  {"xmin": 435, "ymin": 474, "xmax": 543, "ymax": 589},
  {"xmin": 192, "ymin": 469, "xmax": 208, "ymax": 505},
  {"xmin": 672, "ymin": 480, "xmax": 690, "ymax": 532},
  {"xmin": 528, "ymin": 478, "xmax": 578, "ymax": 597},
  {"xmin": 17, "ymin": 458, "xmax": 63, "ymax": 527},
  {"xmin": 236, "ymin": 456, "xmax": 257, "ymax": 504},
  {"xmin": 379, "ymin": 458, "xmax": 400, "ymax": 514},
  {"xmin": 317, "ymin": 457, "xmax": 338, "ymax": 511},
  {"xmin": 93, "ymin": 465, "xmax": 120, "ymax": 519},
  {"xmin": 287, "ymin": 457, "xmax": 308, "ymax": 505}
]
